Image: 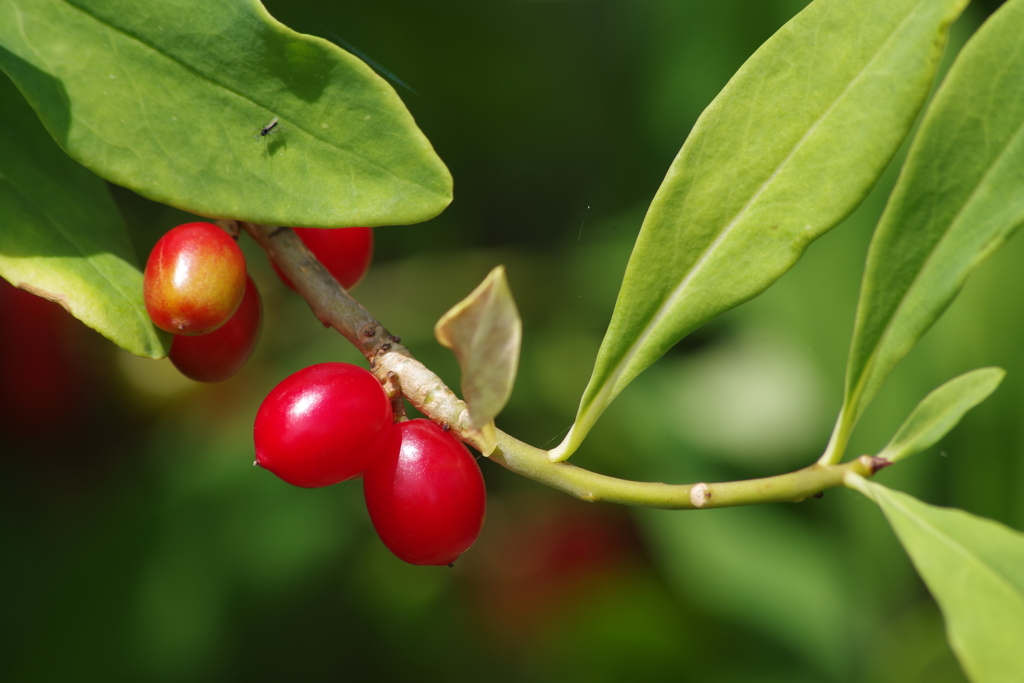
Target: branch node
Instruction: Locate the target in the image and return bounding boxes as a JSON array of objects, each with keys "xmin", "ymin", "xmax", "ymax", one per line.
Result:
[
  {"xmin": 690, "ymin": 483, "xmax": 711, "ymax": 508},
  {"xmin": 381, "ymin": 370, "xmax": 401, "ymax": 397},
  {"xmin": 868, "ymin": 456, "xmax": 892, "ymax": 474},
  {"xmin": 858, "ymin": 454, "xmax": 892, "ymax": 475}
]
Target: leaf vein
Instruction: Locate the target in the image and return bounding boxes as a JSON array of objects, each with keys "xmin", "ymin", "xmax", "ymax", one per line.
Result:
[
  {"xmin": 608, "ymin": 2, "xmax": 925, "ymax": 395},
  {"xmin": 60, "ymin": 0, "xmax": 445, "ymax": 198},
  {"xmin": 880, "ymin": 490, "xmax": 1024, "ymax": 605},
  {"xmin": 848, "ymin": 113, "xmax": 1024, "ymax": 420},
  {"xmin": 1, "ymin": 177, "xmax": 142, "ymax": 325}
]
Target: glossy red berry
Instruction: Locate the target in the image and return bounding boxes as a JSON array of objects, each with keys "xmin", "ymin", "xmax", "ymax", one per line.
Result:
[
  {"xmin": 272, "ymin": 227, "xmax": 373, "ymax": 291},
  {"xmin": 168, "ymin": 276, "xmax": 262, "ymax": 382},
  {"xmin": 144, "ymin": 222, "xmax": 247, "ymax": 335},
  {"xmin": 254, "ymin": 362, "xmax": 393, "ymax": 488},
  {"xmin": 364, "ymin": 419, "xmax": 487, "ymax": 566}
]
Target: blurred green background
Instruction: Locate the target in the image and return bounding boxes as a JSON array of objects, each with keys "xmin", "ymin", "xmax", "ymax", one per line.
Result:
[{"xmin": 1, "ymin": 1, "xmax": 1018, "ymax": 681}]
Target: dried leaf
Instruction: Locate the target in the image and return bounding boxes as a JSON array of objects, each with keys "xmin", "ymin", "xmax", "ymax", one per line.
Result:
[{"xmin": 435, "ymin": 266, "xmax": 522, "ymax": 450}]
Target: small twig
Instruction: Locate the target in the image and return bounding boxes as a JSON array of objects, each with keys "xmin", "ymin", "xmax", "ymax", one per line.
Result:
[{"xmin": 241, "ymin": 220, "xmax": 889, "ymax": 509}]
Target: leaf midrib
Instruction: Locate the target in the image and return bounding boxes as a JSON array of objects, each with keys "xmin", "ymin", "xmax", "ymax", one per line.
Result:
[
  {"xmin": 880, "ymin": 489, "xmax": 1024, "ymax": 611},
  {"xmin": 596, "ymin": 2, "xmax": 924, "ymax": 404},
  {"xmin": 845, "ymin": 112, "xmax": 1024, "ymax": 425},
  {"xmin": 55, "ymin": 0, "xmax": 446, "ymax": 198}
]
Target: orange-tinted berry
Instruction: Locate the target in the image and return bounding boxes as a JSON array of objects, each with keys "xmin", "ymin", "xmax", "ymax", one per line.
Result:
[
  {"xmin": 144, "ymin": 222, "xmax": 247, "ymax": 335},
  {"xmin": 169, "ymin": 276, "xmax": 262, "ymax": 382}
]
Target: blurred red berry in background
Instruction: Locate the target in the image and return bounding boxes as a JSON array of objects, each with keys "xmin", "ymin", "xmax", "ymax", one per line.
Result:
[
  {"xmin": 463, "ymin": 496, "xmax": 642, "ymax": 638},
  {"xmin": 0, "ymin": 280, "xmax": 89, "ymax": 437}
]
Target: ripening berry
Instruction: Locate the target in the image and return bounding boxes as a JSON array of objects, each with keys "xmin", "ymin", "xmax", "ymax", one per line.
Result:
[
  {"xmin": 144, "ymin": 222, "xmax": 247, "ymax": 335},
  {"xmin": 168, "ymin": 276, "xmax": 262, "ymax": 382}
]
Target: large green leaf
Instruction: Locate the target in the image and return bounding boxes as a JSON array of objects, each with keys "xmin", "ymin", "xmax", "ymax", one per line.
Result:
[
  {"xmin": 550, "ymin": 0, "xmax": 969, "ymax": 462},
  {"xmin": 878, "ymin": 367, "xmax": 1004, "ymax": 464},
  {"xmin": 855, "ymin": 480, "xmax": 1024, "ymax": 683},
  {"xmin": 823, "ymin": 0, "xmax": 1024, "ymax": 464},
  {"xmin": 0, "ymin": 0, "xmax": 451, "ymax": 228},
  {"xmin": 0, "ymin": 72, "xmax": 168, "ymax": 358}
]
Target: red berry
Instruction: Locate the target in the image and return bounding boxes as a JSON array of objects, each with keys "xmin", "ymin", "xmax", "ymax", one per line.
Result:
[
  {"xmin": 272, "ymin": 227, "xmax": 373, "ymax": 291},
  {"xmin": 254, "ymin": 362, "xmax": 393, "ymax": 488},
  {"xmin": 144, "ymin": 222, "xmax": 247, "ymax": 335},
  {"xmin": 168, "ymin": 276, "xmax": 262, "ymax": 382},
  {"xmin": 364, "ymin": 419, "xmax": 486, "ymax": 566}
]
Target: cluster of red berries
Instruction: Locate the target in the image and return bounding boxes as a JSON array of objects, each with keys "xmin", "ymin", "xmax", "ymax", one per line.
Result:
[
  {"xmin": 255, "ymin": 363, "xmax": 486, "ymax": 565},
  {"xmin": 142, "ymin": 222, "xmax": 373, "ymax": 382},
  {"xmin": 142, "ymin": 222, "xmax": 485, "ymax": 565}
]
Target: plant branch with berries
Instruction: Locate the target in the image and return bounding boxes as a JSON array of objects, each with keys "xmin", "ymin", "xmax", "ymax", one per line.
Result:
[
  {"xmin": 242, "ymin": 220, "xmax": 893, "ymax": 510},
  {"xmin": 4, "ymin": 0, "xmax": 1024, "ymax": 675}
]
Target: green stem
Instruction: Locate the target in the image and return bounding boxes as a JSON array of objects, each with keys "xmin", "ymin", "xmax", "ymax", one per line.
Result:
[
  {"xmin": 242, "ymin": 221, "xmax": 889, "ymax": 509},
  {"xmin": 492, "ymin": 432, "xmax": 886, "ymax": 509},
  {"xmin": 819, "ymin": 407, "xmax": 852, "ymax": 465}
]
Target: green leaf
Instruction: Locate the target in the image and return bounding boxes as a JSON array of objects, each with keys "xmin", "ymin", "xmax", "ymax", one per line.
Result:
[
  {"xmin": 435, "ymin": 265, "xmax": 522, "ymax": 455},
  {"xmin": 856, "ymin": 480, "xmax": 1024, "ymax": 683},
  {"xmin": 878, "ymin": 367, "xmax": 1005, "ymax": 464},
  {"xmin": 824, "ymin": 0, "xmax": 1024, "ymax": 464},
  {"xmin": 0, "ymin": 0, "xmax": 451, "ymax": 229},
  {"xmin": 550, "ymin": 0, "xmax": 969, "ymax": 462},
  {"xmin": 0, "ymin": 72, "xmax": 168, "ymax": 358}
]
